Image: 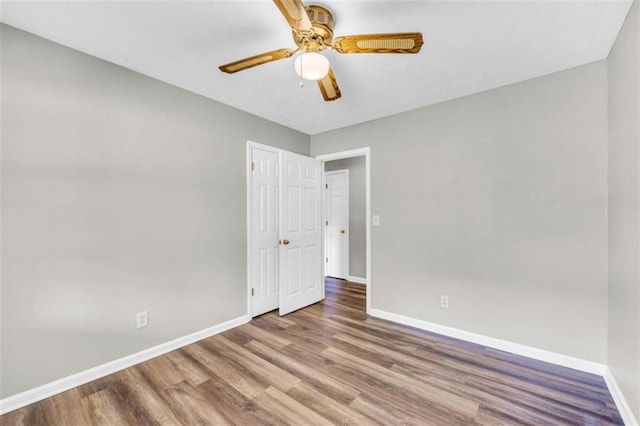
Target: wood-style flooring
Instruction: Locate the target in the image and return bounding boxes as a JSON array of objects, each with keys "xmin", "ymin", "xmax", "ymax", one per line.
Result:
[{"xmin": 2, "ymin": 278, "xmax": 623, "ymax": 425}]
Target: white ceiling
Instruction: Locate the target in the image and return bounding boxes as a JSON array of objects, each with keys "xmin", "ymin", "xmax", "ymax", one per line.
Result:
[{"xmin": 0, "ymin": 0, "xmax": 632, "ymax": 135}]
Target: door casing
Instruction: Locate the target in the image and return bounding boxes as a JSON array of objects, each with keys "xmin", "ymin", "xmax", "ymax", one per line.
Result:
[{"xmin": 317, "ymin": 148, "xmax": 371, "ymax": 314}]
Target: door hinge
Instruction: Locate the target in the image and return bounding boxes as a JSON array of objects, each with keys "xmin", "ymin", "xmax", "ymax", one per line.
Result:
[
  {"xmin": 326, "ymin": 220, "xmax": 328, "ymax": 226},
  {"xmin": 326, "ymin": 257, "xmax": 328, "ymax": 263},
  {"xmin": 251, "ymin": 162, "xmax": 255, "ymax": 171},
  {"xmin": 325, "ymin": 183, "xmax": 328, "ymax": 189},
  {"xmin": 251, "ymin": 288, "xmax": 254, "ymax": 296}
]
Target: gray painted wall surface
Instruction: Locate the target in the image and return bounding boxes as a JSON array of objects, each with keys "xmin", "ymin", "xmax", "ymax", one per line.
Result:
[
  {"xmin": 1, "ymin": 16, "xmax": 633, "ymax": 410},
  {"xmin": 608, "ymin": 1, "xmax": 640, "ymax": 420},
  {"xmin": 311, "ymin": 62, "xmax": 609, "ymax": 363},
  {"xmin": 325, "ymin": 157, "xmax": 366, "ymax": 279},
  {"xmin": 0, "ymin": 24, "xmax": 308, "ymax": 398}
]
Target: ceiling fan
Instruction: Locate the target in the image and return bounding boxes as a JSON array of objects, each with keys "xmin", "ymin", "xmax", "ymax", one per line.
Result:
[{"xmin": 219, "ymin": 0, "xmax": 424, "ymax": 102}]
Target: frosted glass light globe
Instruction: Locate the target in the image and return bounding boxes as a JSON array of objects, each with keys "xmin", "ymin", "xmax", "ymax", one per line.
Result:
[{"xmin": 294, "ymin": 52, "xmax": 330, "ymax": 81}]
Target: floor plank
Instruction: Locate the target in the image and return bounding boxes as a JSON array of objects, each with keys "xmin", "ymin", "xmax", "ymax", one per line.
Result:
[{"xmin": 0, "ymin": 277, "xmax": 624, "ymax": 425}]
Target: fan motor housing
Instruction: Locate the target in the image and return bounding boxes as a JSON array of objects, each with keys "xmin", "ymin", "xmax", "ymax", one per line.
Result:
[{"xmin": 293, "ymin": 5, "xmax": 334, "ymax": 50}]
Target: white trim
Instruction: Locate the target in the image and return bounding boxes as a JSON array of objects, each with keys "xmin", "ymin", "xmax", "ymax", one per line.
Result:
[
  {"xmin": 369, "ymin": 308, "xmax": 606, "ymax": 375},
  {"xmin": 317, "ymin": 151, "xmax": 327, "ymax": 300},
  {"xmin": 316, "ymin": 147, "xmax": 371, "ymax": 314},
  {"xmin": 246, "ymin": 141, "xmax": 253, "ymax": 318},
  {"xmin": 0, "ymin": 315, "xmax": 250, "ymax": 415},
  {"xmin": 317, "ymin": 148, "xmax": 368, "ymax": 161},
  {"xmin": 603, "ymin": 367, "xmax": 640, "ymax": 426},
  {"xmin": 347, "ymin": 275, "xmax": 367, "ymax": 285},
  {"xmin": 370, "ymin": 308, "xmax": 640, "ymax": 423}
]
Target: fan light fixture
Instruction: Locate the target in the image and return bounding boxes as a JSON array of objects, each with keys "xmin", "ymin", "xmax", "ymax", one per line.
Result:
[
  {"xmin": 294, "ymin": 52, "xmax": 330, "ymax": 81},
  {"xmin": 219, "ymin": 1, "xmax": 424, "ymax": 101}
]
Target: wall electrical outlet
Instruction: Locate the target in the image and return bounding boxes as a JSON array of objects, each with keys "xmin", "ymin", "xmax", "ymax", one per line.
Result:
[
  {"xmin": 136, "ymin": 311, "xmax": 149, "ymax": 329},
  {"xmin": 440, "ymin": 295, "xmax": 449, "ymax": 309}
]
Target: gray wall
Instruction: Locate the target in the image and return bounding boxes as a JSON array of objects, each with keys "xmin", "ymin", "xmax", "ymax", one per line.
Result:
[
  {"xmin": 608, "ymin": 1, "xmax": 640, "ymax": 420},
  {"xmin": 312, "ymin": 62, "xmax": 609, "ymax": 363},
  {"xmin": 2, "ymin": 14, "xmax": 635, "ymax": 412},
  {"xmin": 0, "ymin": 24, "xmax": 309, "ymax": 398},
  {"xmin": 325, "ymin": 157, "xmax": 366, "ymax": 279}
]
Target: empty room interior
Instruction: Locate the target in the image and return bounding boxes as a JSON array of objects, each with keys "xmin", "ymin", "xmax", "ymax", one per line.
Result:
[{"xmin": 1, "ymin": 0, "xmax": 640, "ymax": 424}]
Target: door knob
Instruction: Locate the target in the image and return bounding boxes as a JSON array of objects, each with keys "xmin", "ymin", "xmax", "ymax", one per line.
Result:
[
  {"xmin": 340, "ymin": 230, "xmax": 345, "ymax": 234},
  {"xmin": 281, "ymin": 239, "xmax": 290, "ymax": 245}
]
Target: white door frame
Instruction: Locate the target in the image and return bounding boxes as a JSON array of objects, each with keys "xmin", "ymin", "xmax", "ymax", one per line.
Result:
[{"xmin": 316, "ymin": 148, "xmax": 371, "ymax": 314}]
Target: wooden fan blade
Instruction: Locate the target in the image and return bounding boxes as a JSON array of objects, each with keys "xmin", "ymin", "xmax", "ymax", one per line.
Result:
[
  {"xmin": 273, "ymin": 0, "xmax": 312, "ymax": 33},
  {"xmin": 219, "ymin": 48, "xmax": 294, "ymax": 74},
  {"xmin": 333, "ymin": 33, "xmax": 424, "ymax": 54},
  {"xmin": 317, "ymin": 68, "xmax": 341, "ymax": 101}
]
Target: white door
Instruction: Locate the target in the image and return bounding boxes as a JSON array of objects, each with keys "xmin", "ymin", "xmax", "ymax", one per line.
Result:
[
  {"xmin": 279, "ymin": 150, "xmax": 323, "ymax": 315},
  {"xmin": 250, "ymin": 145, "xmax": 279, "ymax": 317},
  {"xmin": 325, "ymin": 170, "xmax": 349, "ymax": 279}
]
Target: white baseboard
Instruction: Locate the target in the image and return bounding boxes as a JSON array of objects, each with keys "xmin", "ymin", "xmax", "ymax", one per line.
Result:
[
  {"xmin": 369, "ymin": 308, "xmax": 606, "ymax": 375},
  {"xmin": 346, "ymin": 275, "xmax": 367, "ymax": 285},
  {"xmin": 603, "ymin": 367, "xmax": 639, "ymax": 426},
  {"xmin": 369, "ymin": 308, "xmax": 640, "ymax": 424},
  {"xmin": 0, "ymin": 314, "xmax": 250, "ymax": 415},
  {"xmin": 3, "ymin": 309, "xmax": 637, "ymax": 425}
]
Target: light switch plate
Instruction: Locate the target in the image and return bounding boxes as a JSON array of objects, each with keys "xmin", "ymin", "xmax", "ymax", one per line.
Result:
[{"xmin": 372, "ymin": 215, "xmax": 381, "ymax": 227}]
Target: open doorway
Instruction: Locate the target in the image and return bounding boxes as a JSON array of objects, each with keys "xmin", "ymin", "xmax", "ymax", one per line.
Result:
[
  {"xmin": 317, "ymin": 148, "xmax": 371, "ymax": 314},
  {"xmin": 324, "ymin": 277, "xmax": 367, "ymax": 318}
]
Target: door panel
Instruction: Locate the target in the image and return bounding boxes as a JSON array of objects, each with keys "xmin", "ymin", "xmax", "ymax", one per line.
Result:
[
  {"xmin": 287, "ymin": 186, "xmax": 300, "ymax": 232},
  {"xmin": 325, "ymin": 170, "xmax": 349, "ymax": 279},
  {"xmin": 305, "ymin": 245, "xmax": 320, "ymax": 289},
  {"xmin": 279, "ymin": 151, "xmax": 323, "ymax": 315},
  {"xmin": 251, "ymin": 146, "xmax": 279, "ymax": 317}
]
